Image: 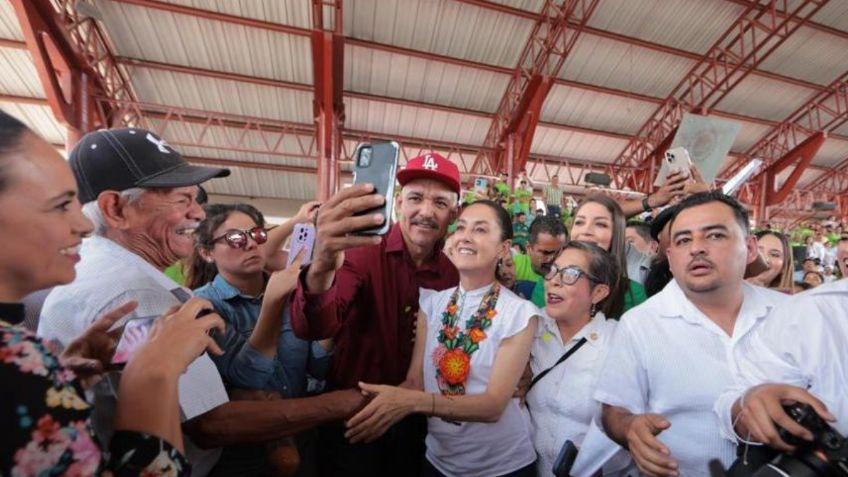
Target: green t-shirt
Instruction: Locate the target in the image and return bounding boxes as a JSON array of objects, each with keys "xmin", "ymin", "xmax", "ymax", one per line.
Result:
[
  {"xmin": 164, "ymin": 262, "xmax": 186, "ymax": 286},
  {"xmin": 530, "ymin": 275, "xmax": 546, "ymax": 308},
  {"xmin": 623, "ymin": 279, "xmax": 647, "ymax": 314},
  {"xmin": 513, "ymin": 253, "xmax": 541, "ymax": 283},
  {"xmin": 513, "ymin": 222, "xmax": 529, "ymax": 248}
]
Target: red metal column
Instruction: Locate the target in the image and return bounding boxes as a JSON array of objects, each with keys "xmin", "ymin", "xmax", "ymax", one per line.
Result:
[
  {"xmin": 610, "ymin": 0, "xmax": 828, "ymax": 192},
  {"xmin": 471, "ymin": 0, "xmax": 600, "ymax": 177},
  {"xmin": 311, "ymin": 0, "xmax": 344, "ymax": 201}
]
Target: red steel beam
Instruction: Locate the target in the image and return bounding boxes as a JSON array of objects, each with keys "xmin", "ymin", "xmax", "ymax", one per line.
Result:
[
  {"xmin": 0, "ymin": 38, "xmax": 27, "ymax": 49},
  {"xmin": 475, "ymin": 0, "xmax": 600, "ymax": 178},
  {"xmin": 311, "ymin": 0, "xmax": 344, "ymax": 201},
  {"xmin": 610, "ymin": 0, "xmax": 828, "ymax": 191}
]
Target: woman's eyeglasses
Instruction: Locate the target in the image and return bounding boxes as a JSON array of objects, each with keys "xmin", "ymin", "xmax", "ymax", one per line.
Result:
[
  {"xmin": 544, "ymin": 264, "xmax": 600, "ymax": 286},
  {"xmin": 212, "ymin": 227, "xmax": 268, "ymax": 249}
]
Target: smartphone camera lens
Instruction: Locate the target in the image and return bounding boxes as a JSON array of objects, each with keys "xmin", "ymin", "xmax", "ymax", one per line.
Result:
[{"xmin": 359, "ymin": 147, "xmax": 372, "ymax": 168}]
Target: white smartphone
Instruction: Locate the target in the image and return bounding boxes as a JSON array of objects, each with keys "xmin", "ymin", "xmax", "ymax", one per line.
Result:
[
  {"xmin": 654, "ymin": 146, "xmax": 693, "ymax": 187},
  {"xmin": 287, "ymin": 223, "xmax": 315, "ymax": 267}
]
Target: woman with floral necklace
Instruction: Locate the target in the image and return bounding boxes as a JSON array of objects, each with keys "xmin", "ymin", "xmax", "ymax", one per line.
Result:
[{"xmin": 345, "ymin": 200, "xmax": 540, "ymax": 477}]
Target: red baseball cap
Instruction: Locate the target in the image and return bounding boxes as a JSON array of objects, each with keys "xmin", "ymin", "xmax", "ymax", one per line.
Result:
[{"xmin": 396, "ymin": 152, "xmax": 461, "ymax": 194}]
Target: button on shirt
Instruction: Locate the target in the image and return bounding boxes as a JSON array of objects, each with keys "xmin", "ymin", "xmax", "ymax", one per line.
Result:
[
  {"xmin": 194, "ymin": 274, "xmax": 330, "ymax": 397},
  {"xmin": 290, "ymin": 223, "xmax": 459, "ymax": 388},
  {"xmin": 715, "ymin": 279, "xmax": 848, "ymax": 442},
  {"xmin": 38, "ymin": 236, "xmax": 228, "ymax": 477},
  {"xmin": 528, "ymin": 312, "xmax": 629, "ymax": 477},
  {"xmin": 593, "ymin": 280, "xmax": 787, "ymax": 476}
]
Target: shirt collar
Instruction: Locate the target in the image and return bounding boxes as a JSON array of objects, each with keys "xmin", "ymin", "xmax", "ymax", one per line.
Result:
[
  {"xmin": 540, "ymin": 311, "xmax": 608, "ymax": 348},
  {"xmin": 86, "ymin": 235, "xmax": 188, "ymax": 293},
  {"xmin": 211, "ymin": 274, "xmax": 264, "ymax": 301},
  {"xmin": 385, "ymin": 223, "xmax": 406, "ymax": 253},
  {"xmin": 656, "ymin": 279, "xmax": 774, "ymax": 327}
]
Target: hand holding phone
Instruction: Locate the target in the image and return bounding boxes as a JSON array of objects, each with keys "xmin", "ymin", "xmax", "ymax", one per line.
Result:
[
  {"xmin": 654, "ymin": 147, "xmax": 694, "ymax": 187},
  {"xmin": 288, "ymin": 223, "xmax": 315, "ymax": 267},
  {"xmin": 352, "ymin": 142, "xmax": 400, "ymax": 236}
]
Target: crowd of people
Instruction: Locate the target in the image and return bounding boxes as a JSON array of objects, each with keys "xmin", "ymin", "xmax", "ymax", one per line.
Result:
[{"xmin": 1, "ymin": 107, "xmax": 846, "ymax": 477}]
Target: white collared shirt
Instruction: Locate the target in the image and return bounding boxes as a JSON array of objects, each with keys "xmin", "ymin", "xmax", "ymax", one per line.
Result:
[
  {"xmin": 593, "ymin": 280, "xmax": 787, "ymax": 476},
  {"xmin": 39, "ymin": 236, "xmax": 228, "ymax": 477},
  {"xmin": 527, "ymin": 312, "xmax": 631, "ymax": 477},
  {"xmin": 715, "ymin": 279, "xmax": 848, "ymax": 442}
]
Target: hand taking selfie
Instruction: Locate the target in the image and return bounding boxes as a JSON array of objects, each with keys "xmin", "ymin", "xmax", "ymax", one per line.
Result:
[{"xmin": 293, "ymin": 200, "xmax": 321, "ymax": 225}]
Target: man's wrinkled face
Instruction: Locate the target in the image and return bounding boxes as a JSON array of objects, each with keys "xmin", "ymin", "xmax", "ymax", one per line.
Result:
[
  {"xmin": 124, "ymin": 186, "xmax": 205, "ymax": 265},
  {"xmin": 396, "ymin": 179, "xmax": 457, "ymax": 251}
]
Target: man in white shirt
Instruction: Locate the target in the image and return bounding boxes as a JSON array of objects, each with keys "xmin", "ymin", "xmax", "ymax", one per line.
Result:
[
  {"xmin": 39, "ymin": 128, "xmax": 365, "ymax": 476},
  {"xmin": 714, "ymin": 278, "xmax": 848, "ymax": 453},
  {"xmin": 594, "ymin": 191, "xmax": 786, "ymax": 477}
]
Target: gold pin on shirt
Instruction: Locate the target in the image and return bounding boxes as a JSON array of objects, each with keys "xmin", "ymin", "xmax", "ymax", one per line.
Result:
[{"xmin": 590, "ymin": 332, "xmax": 599, "ymax": 341}]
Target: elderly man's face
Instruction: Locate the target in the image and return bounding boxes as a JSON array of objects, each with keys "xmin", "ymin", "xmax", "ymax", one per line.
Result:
[{"xmin": 123, "ymin": 186, "xmax": 205, "ymax": 268}]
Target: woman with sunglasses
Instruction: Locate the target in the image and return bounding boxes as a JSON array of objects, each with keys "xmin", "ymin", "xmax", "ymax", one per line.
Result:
[
  {"xmin": 187, "ymin": 203, "xmax": 330, "ymax": 396},
  {"xmin": 526, "ymin": 241, "xmax": 631, "ymax": 477},
  {"xmin": 570, "ymin": 194, "xmax": 644, "ymax": 317},
  {"xmin": 0, "ymin": 110, "xmax": 225, "ymax": 475},
  {"xmin": 344, "ymin": 200, "xmax": 540, "ymax": 477}
]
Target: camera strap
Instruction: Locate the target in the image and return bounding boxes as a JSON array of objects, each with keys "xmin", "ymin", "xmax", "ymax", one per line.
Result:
[{"xmin": 528, "ymin": 337, "xmax": 588, "ymax": 393}]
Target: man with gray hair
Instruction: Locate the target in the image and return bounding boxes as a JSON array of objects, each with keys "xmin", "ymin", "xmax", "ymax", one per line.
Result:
[{"xmin": 39, "ymin": 128, "xmax": 366, "ymax": 476}]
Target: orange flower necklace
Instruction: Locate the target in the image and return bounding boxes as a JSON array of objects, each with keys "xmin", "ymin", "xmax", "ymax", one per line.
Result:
[{"xmin": 434, "ymin": 282, "xmax": 500, "ymax": 395}]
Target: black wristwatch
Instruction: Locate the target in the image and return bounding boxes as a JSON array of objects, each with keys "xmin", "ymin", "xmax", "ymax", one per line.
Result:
[{"xmin": 642, "ymin": 195, "xmax": 653, "ymax": 212}]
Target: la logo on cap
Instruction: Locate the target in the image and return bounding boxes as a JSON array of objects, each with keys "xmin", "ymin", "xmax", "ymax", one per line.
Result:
[{"xmin": 422, "ymin": 154, "xmax": 438, "ymax": 170}]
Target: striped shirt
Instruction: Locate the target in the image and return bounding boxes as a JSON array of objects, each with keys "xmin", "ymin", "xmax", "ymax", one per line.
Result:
[{"xmin": 543, "ymin": 184, "xmax": 564, "ymax": 206}]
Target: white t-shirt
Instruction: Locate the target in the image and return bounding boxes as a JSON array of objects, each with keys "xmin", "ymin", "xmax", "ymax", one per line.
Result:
[
  {"xmin": 420, "ymin": 283, "xmax": 539, "ymax": 477},
  {"xmin": 593, "ymin": 280, "xmax": 787, "ymax": 476},
  {"xmin": 527, "ymin": 312, "xmax": 631, "ymax": 477}
]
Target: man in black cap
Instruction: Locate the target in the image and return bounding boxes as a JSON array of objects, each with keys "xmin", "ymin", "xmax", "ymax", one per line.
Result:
[{"xmin": 39, "ymin": 128, "xmax": 366, "ymax": 476}]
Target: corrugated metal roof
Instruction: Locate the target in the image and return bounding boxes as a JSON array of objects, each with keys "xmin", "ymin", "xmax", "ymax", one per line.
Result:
[
  {"xmin": 0, "ymin": 101, "xmax": 66, "ymax": 145},
  {"xmin": 345, "ymin": 96, "xmax": 491, "ymax": 145},
  {"xmin": 588, "ymin": 0, "xmax": 745, "ymax": 55},
  {"xmin": 125, "ymin": 67, "xmax": 313, "ymax": 123},
  {"xmin": 758, "ymin": 26, "xmax": 848, "ymax": 87},
  {"xmin": 197, "ymin": 164, "xmax": 317, "ymax": 201},
  {"xmin": 345, "ymin": 44, "xmax": 509, "ymax": 113},
  {"xmin": 96, "ymin": 0, "xmax": 313, "ymax": 84},
  {"xmin": 810, "ymin": 138, "xmax": 848, "ymax": 168},
  {"xmin": 561, "ymin": 33, "xmax": 695, "ymax": 99},
  {"xmin": 0, "ymin": 0, "xmax": 23, "ymax": 40},
  {"xmin": 346, "ymin": 0, "xmax": 532, "ymax": 68},
  {"xmin": 730, "ymin": 121, "xmax": 773, "ymax": 154},
  {"xmin": 811, "ymin": 0, "xmax": 848, "ymax": 33},
  {"xmin": 715, "ymin": 75, "xmax": 818, "ymax": 122},
  {"xmin": 531, "ymin": 126, "xmax": 627, "ymax": 163},
  {"xmin": 150, "ymin": 0, "xmax": 312, "ymax": 29},
  {"xmin": 542, "ymin": 83, "xmax": 656, "ymax": 135},
  {"xmin": 0, "ymin": 48, "xmax": 45, "ymax": 98}
]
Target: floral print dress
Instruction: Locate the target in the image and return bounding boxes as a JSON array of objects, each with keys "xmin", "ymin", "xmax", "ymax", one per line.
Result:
[{"xmin": 0, "ymin": 302, "xmax": 190, "ymax": 476}]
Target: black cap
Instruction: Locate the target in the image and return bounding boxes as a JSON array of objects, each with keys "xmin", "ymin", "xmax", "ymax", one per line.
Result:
[
  {"xmin": 70, "ymin": 128, "xmax": 230, "ymax": 203},
  {"xmin": 650, "ymin": 205, "xmax": 678, "ymax": 241}
]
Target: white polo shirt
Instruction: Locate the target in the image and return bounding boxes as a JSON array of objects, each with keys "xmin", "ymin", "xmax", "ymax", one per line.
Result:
[
  {"xmin": 39, "ymin": 236, "xmax": 228, "ymax": 477},
  {"xmin": 715, "ymin": 279, "xmax": 848, "ymax": 442},
  {"xmin": 593, "ymin": 280, "xmax": 786, "ymax": 476}
]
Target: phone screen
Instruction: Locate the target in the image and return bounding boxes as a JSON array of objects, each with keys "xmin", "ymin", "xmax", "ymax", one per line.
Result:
[{"xmin": 111, "ymin": 317, "xmax": 155, "ymax": 366}]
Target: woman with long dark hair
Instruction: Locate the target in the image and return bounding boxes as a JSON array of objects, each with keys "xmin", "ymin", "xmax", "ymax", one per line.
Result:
[{"xmin": 748, "ymin": 231, "xmax": 794, "ymax": 292}]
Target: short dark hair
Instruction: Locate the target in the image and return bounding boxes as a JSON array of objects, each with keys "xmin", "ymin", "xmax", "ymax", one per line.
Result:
[
  {"xmin": 626, "ymin": 221, "xmax": 653, "ymax": 244},
  {"xmin": 529, "ymin": 214, "xmax": 567, "ymax": 244},
  {"xmin": 465, "ymin": 200, "xmax": 513, "ymax": 242},
  {"xmin": 0, "ymin": 110, "xmax": 31, "ymax": 194},
  {"xmin": 669, "ymin": 191, "xmax": 749, "ymax": 236},
  {"xmin": 516, "ymin": 211, "xmax": 526, "ymax": 217}
]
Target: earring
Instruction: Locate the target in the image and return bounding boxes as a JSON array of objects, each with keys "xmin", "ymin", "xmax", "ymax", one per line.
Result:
[{"xmin": 590, "ymin": 303, "xmax": 597, "ymax": 317}]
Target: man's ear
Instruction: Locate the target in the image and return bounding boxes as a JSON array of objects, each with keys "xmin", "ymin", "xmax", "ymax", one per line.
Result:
[{"xmin": 97, "ymin": 191, "xmax": 133, "ymax": 230}]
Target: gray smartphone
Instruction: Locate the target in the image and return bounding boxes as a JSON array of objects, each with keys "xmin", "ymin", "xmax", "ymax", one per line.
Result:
[{"xmin": 352, "ymin": 141, "xmax": 400, "ymax": 236}]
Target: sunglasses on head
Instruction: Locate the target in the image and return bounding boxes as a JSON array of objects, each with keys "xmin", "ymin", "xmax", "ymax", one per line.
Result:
[{"xmin": 212, "ymin": 227, "xmax": 268, "ymax": 249}]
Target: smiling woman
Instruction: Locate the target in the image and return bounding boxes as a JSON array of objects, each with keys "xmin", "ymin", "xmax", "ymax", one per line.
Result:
[
  {"xmin": 343, "ymin": 200, "xmax": 541, "ymax": 477},
  {"xmin": 0, "ymin": 109, "xmax": 225, "ymax": 476}
]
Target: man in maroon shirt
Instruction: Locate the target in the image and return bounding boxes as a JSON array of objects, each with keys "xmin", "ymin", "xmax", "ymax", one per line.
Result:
[{"xmin": 291, "ymin": 152, "xmax": 461, "ymax": 477}]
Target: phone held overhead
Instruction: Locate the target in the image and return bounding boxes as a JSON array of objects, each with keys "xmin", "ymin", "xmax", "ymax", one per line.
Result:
[
  {"xmin": 352, "ymin": 142, "xmax": 401, "ymax": 236},
  {"xmin": 654, "ymin": 146, "xmax": 695, "ymax": 187}
]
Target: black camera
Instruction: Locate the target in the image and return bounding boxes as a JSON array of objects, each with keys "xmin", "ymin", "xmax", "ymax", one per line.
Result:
[{"xmin": 713, "ymin": 403, "xmax": 848, "ymax": 477}]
